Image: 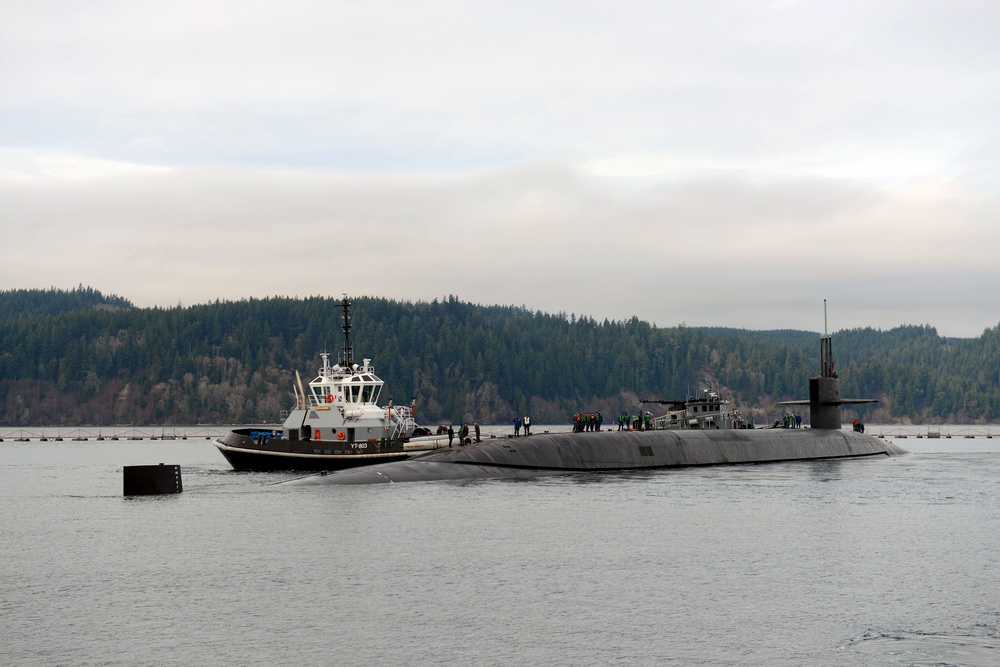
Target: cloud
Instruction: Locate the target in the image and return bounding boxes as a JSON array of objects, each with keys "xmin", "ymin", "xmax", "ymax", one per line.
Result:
[
  {"xmin": 2, "ymin": 1, "xmax": 999, "ymax": 337},
  {"xmin": 4, "ymin": 1, "xmax": 999, "ymax": 172},
  {"xmin": 2, "ymin": 157, "xmax": 998, "ymax": 337},
  {"xmin": 0, "ymin": 147, "xmax": 171, "ymax": 181}
]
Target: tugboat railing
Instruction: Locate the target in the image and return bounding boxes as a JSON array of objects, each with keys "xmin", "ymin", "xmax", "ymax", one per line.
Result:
[
  {"xmin": 650, "ymin": 413, "xmax": 686, "ymax": 430},
  {"xmin": 386, "ymin": 406, "xmax": 414, "ymax": 440},
  {"xmin": 649, "ymin": 410, "xmax": 736, "ymax": 430}
]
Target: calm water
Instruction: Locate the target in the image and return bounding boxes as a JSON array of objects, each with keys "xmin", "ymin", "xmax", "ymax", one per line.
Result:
[{"xmin": 1, "ymin": 428, "xmax": 998, "ymax": 666}]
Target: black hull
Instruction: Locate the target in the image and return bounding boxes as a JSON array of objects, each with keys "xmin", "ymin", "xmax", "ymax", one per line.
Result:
[
  {"xmin": 216, "ymin": 445, "xmax": 411, "ymax": 472},
  {"xmin": 215, "ymin": 428, "xmax": 412, "ymax": 472},
  {"xmin": 284, "ymin": 428, "xmax": 907, "ymax": 485}
]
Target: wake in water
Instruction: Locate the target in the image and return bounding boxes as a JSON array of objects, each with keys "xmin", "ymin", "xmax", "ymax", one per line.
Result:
[{"xmin": 848, "ymin": 622, "xmax": 999, "ymax": 666}]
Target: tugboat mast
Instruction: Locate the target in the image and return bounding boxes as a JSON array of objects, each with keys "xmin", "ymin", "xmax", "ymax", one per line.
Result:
[{"xmin": 340, "ymin": 295, "xmax": 355, "ymax": 368}]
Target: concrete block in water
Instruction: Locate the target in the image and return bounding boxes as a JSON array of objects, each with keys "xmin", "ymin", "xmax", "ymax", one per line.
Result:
[{"xmin": 123, "ymin": 464, "xmax": 183, "ymax": 496}]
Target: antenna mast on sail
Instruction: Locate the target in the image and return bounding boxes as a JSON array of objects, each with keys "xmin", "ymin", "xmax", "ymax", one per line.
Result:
[
  {"xmin": 824, "ymin": 298, "xmax": 828, "ymax": 337},
  {"xmin": 820, "ymin": 298, "xmax": 833, "ymax": 378}
]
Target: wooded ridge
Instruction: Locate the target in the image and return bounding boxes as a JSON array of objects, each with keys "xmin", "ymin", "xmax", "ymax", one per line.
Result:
[{"xmin": 2, "ymin": 287, "xmax": 998, "ymax": 426}]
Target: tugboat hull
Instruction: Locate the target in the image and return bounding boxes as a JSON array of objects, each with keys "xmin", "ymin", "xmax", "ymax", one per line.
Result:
[
  {"xmin": 215, "ymin": 443, "xmax": 411, "ymax": 472},
  {"xmin": 215, "ymin": 429, "xmax": 414, "ymax": 472}
]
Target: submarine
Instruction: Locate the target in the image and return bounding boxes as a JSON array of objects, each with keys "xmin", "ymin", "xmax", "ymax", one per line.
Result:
[{"xmin": 282, "ymin": 309, "xmax": 905, "ymax": 487}]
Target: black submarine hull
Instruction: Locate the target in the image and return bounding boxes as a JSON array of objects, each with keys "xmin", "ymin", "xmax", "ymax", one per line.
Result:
[{"xmin": 281, "ymin": 428, "xmax": 906, "ymax": 486}]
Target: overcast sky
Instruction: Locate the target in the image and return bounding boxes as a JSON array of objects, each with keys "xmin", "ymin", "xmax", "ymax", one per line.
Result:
[{"xmin": 2, "ymin": 0, "xmax": 999, "ymax": 337}]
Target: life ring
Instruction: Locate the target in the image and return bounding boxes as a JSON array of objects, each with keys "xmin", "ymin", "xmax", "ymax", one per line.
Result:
[
  {"xmin": 325, "ymin": 394, "xmax": 334, "ymax": 403},
  {"xmin": 337, "ymin": 431, "xmax": 346, "ymax": 441}
]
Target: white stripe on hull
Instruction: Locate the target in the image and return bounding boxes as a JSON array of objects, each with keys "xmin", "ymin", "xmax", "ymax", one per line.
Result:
[{"xmin": 215, "ymin": 441, "xmax": 415, "ymax": 460}]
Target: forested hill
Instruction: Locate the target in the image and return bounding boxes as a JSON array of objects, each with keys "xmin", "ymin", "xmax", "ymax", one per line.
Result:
[
  {"xmin": 0, "ymin": 286, "xmax": 133, "ymax": 319},
  {"xmin": 1, "ymin": 289, "xmax": 998, "ymax": 426}
]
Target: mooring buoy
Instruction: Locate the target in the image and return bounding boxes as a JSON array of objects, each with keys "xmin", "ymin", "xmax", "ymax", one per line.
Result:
[{"xmin": 123, "ymin": 464, "xmax": 183, "ymax": 496}]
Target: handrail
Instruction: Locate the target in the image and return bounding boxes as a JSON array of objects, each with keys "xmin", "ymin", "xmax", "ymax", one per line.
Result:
[{"xmin": 386, "ymin": 406, "xmax": 414, "ymax": 440}]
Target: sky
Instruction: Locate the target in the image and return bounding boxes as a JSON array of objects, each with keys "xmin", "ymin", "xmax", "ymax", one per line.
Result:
[{"xmin": 2, "ymin": 0, "xmax": 999, "ymax": 337}]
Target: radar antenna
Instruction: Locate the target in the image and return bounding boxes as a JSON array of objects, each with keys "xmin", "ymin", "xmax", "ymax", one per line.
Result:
[{"xmin": 340, "ymin": 295, "xmax": 354, "ymax": 368}]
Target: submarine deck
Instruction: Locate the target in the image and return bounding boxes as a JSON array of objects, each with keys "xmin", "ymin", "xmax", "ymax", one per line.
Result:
[{"xmin": 282, "ymin": 428, "xmax": 906, "ymax": 485}]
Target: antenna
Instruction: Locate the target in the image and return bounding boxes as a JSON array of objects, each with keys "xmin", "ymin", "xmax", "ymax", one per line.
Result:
[
  {"xmin": 340, "ymin": 294, "xmax": 354, "ymax": 367},
  {"xmin": 820, "ymin": 299, "xmax": 833, "ymax": 377}
]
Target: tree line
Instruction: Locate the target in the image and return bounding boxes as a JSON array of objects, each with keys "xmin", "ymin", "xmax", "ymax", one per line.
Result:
[
  {"xmin": 1, "ymin": 288, "xmax": 998, "ymax": 426},
  {"xmin": 0, "ymin": 285, "xmax": 133, "ymax": 319}
]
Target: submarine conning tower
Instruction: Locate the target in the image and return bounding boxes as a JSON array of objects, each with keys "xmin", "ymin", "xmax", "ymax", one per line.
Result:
[
  {"xmin": 810, "ymin": 334, "xmax": 845, "ymax": 429},
  {"xmin": 780, "ymin": 303, "xmax": 877, "ymax": 429}
]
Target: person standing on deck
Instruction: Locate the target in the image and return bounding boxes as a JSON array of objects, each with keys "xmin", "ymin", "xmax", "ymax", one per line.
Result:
[{"xmin": 523, "ymin": 415, "xmax": 531, "ymax": 436}]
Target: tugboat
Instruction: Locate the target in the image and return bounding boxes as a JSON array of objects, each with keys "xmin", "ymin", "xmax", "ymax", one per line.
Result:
[
  {"xmin": 215, "ymin": 297, "xmax": 450, "ymax": 471},
  {"xmin": 641, "ymin": 391, "xmax": 750, "ymax": 430}
]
